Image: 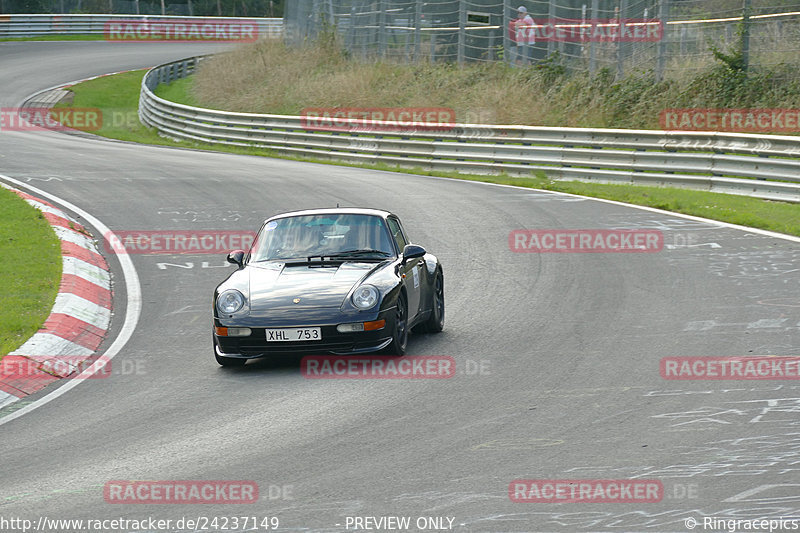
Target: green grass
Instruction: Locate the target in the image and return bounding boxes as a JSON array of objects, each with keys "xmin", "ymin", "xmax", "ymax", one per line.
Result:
[
  {"xmin": 0, "ymin": 187, "xmax": 62, "ymax": 360},
  {"xmin": 0, "ymin": 34, "xmax": 104, "ymax": 41},
  {"xmin": 154, "ymin": 77, "xmax": 199, "ymax": 107},
  {"xmin": 54, "ymin": 70, "xmax": 800, "ymax": 238}
]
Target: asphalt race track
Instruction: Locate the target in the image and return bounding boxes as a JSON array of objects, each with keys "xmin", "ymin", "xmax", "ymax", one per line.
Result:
[{"xmin": 1, "ymin": 42, "xmax": 799, "ymax": 533}]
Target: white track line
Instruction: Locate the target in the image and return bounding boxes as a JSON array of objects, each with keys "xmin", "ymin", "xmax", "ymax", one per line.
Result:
[
  {"xmin": 423, "ymin": 174, "xmax": 800, "ymax": 243},
  {"xmin": 0, "ymin": 174, "xmax": 142, "ymax": 426}
]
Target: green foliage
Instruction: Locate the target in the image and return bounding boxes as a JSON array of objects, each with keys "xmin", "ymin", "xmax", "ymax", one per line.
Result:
[{"xmin": 534, "ymin": 52, "xmax": 567, "ymax": 86}]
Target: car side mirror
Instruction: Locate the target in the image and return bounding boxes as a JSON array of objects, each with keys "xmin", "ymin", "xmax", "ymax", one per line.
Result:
[
  {"xmin": 227, "ymin": 250, "xmax": 245, "ymax": 268},
  {"xmin": 402, "ymin": 244, "xmax": 426, "ymax": 263}
]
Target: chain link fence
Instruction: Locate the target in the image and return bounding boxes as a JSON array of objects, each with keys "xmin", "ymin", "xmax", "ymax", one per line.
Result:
[
  {"xmin": 283, "ymin": 0, "xmax": 800, "ymax": 80},
  {"xmin": 0, "ymin": 0, "xmax": 280, "ymax": 17}
]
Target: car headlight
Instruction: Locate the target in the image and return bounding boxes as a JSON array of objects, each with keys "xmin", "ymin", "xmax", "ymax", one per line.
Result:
[
  {"xmin": 217, "ymin": 289, "xmax": 245, "ymax": 314},
  {"xmin": 352, "ymin": 285, "xmax": 379, "ymax": 310}
]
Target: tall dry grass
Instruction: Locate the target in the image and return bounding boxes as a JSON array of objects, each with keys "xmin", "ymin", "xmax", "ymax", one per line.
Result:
[{"xmin": 190, "ymin": 36, "xmax": 800, "ymax": 129}]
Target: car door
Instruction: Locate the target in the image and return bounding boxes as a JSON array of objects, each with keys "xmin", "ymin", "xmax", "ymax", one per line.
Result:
[{"xmin": 387, "ymin": 216, "xmax": 422, "ymax": 321}]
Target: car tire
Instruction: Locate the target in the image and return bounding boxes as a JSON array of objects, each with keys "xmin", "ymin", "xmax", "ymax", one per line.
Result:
[
  {"xmin": 422, "ymin": 270, "xmax": 444, "ymax": 333},
  {"xmin": 385, "ymin": 291, "xmax": 408, "ymax": 356}
]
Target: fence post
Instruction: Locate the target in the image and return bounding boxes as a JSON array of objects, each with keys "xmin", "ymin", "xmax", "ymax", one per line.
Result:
[
  {"xmin": 680, "ymin": 24, "xmax": 686, "ymax": 55},
  {"xmin": 503, "ymin": 0, "xmax": 511, "ymax": 66},
  {"xmin": 414, "ymin": 0, "xmax": 422, "ymax": 61},
  {"xmin": 616, "ymin": 0, "xmax": 627, "ymax": 79},
  {"xmin": 458, "ymin": 0, "xmax": 466, "ymax": 66},
  {"xmin": 655, "ymin": 0, "xmax": 668, "ymax": 83},
  {"xmin": 346, "ymin": 5, "xmax": 355, "ymax": 51},
  {"xmin": 378, "ymin": 0, "xmax": 387, "ymax": 58},
  {"xmin": 589, "ymin": 0, "xmax": 597, "ymax": 77},
  {"xmin": 547, "ymin": 0, "xmax": 556, "ymax": 56},
  {"xmin": 742, "ymin": 0, "xmax": 751, "ymax": 72}
]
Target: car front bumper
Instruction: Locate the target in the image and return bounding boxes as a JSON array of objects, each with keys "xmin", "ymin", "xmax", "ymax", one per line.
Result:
[{"xmin": 213, "ymin": 312, "xmax": 395, "ymax": 358}]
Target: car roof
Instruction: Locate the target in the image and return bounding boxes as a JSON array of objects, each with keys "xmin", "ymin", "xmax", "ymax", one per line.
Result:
[{"xmin": 265, "ymin": 208, "xmax": 396, "ymax": 223}]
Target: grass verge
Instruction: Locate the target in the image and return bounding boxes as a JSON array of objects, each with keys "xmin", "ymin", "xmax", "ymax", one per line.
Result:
[
  {"xmin": 0, "ymin": 187, "xmax": 62, "ymax": 361},
  {"xmin": 53, "ymin": 70, "xmax": 800, "ymax": 238}
]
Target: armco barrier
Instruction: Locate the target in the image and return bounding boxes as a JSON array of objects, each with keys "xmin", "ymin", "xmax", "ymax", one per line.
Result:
[
  {"xmin": 0, "ymin": 14, "xmax": 281, "ymax": 38},
  {"xmin": 137, "ymin": 56, "xmax": 800, "ymax": 203}
]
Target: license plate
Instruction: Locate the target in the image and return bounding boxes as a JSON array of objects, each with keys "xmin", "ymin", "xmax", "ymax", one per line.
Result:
[{"xmin": 266, "ymin": 327, "xmax": 322, "ymax": 342}]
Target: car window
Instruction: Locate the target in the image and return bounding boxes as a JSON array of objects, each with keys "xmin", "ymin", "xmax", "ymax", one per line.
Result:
[
  {"xmin": 386, "ymin": 217, "xmax": 408, "ymax": 252},
  {"xmin": 250, "ymin": 214, "xmax": 396, "ymax": 261}
]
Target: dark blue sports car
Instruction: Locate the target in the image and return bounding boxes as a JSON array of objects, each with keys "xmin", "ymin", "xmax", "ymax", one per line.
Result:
[{"xmin": 213, "ymin": 208, "xmax": 444, "ymax": 366}]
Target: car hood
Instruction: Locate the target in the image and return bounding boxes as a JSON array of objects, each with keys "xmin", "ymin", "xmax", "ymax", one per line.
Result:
[{"xmin": 246, "ymin": 261, "xmax": 378, "ymax": 316}]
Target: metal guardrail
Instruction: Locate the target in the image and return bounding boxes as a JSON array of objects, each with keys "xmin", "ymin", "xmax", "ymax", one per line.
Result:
[
  {"xmin": 139, "ymin": 56, "xmax": 800, "ymax": 203},
  {"xmin": 0, "ymin": 14, "xmax": 282, "ymax": 38}
]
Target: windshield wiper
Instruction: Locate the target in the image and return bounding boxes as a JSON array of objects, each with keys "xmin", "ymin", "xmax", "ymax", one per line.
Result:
[{"xmin": 325, "ymin": 249, "xmax": 392, "ymax": 258}]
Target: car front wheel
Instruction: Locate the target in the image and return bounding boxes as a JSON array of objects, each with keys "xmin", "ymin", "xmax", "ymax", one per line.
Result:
[
  {"xmin": 385, "ymin": 292, "xmax": 408, "ymax": 356},
  {"xmin": 422, "ymin": 270, "xmax": 444, "ymax": 333}
]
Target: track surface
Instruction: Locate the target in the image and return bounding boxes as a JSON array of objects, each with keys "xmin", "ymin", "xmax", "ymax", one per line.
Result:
[{"xmin": 0, "ymin": 42, "xmax": 799, "ymax": 532}]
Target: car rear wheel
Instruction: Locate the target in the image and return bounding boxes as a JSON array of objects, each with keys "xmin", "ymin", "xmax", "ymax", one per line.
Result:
[
  {"xmin": 385, "ymin": 292, "xmax": 408, "ymax": 356},
  {"xmin": 422, "ymin": 270, "xmax": 444, "ymax": 333}
]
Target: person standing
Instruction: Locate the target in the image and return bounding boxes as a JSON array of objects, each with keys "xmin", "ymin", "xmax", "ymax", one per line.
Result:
[{"xmin": 512, "ymin": 5, "xmax": 535, "ymax": 66}]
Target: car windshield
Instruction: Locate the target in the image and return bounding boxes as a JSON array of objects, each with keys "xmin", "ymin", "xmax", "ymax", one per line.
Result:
[{"xmin": 249, "ymin": 214, "xmax": 396, "ymax": 262}]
